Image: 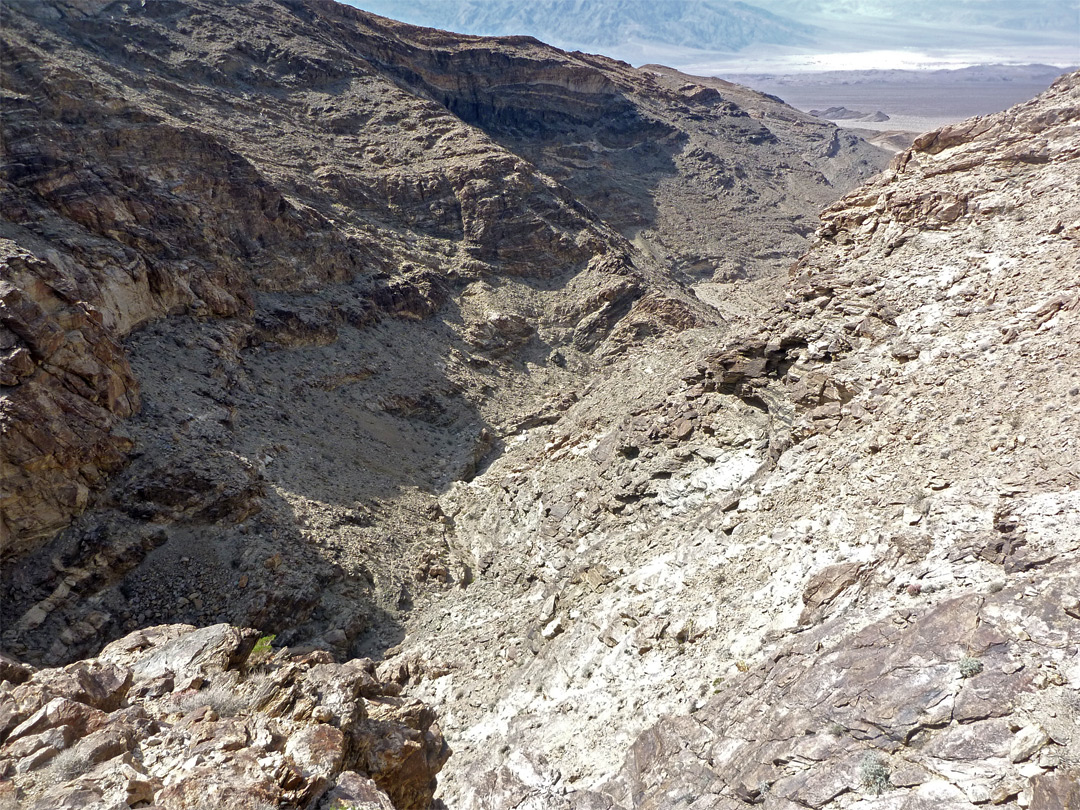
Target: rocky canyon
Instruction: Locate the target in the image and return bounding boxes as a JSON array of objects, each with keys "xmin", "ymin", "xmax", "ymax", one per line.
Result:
[{"xmin": 1, "ymin": 1, "xmax": 1077, "ymax": 809}]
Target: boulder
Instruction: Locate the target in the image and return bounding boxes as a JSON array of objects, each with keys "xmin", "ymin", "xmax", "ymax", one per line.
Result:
[
  {"xmin": 286, "ymin": 723, "xmax": 346, "ymax": 779},
  {"xmin": 5, "ymin": 697, "xmax": 108, "ymax": 745},
  {"xmin": 324, "ymin": 771, "xmax": 398, "ymax": 810}
]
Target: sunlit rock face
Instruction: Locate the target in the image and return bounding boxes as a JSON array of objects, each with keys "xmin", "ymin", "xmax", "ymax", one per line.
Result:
[{"xmin": 7, "ymin": 2, "xmax": 1077, "ymax": 810}]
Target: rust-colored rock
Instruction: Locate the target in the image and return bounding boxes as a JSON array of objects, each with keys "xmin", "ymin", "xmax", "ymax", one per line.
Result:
[{"xmin": 0, "ymin": 624, "xmax": 447, "ymax": 809}]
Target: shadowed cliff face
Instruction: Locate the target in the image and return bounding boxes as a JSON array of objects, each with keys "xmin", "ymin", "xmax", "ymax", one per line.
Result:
[
  {"xmin": 343, "ymin": 11, "xmax": 884, "ymax": 276},
  {"xmin": 375, "ymin": 42, "xmax": 647, "ymax": 137}
]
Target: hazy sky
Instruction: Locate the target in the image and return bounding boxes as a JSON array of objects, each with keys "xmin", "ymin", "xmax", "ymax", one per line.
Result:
[
  {"xmin": 744, "ymin": 0, "xmax": 1079, "ymax": 70},
  {"xmin": 347, "ymin": 0, "xmax": 1079, "ymax": 71}
]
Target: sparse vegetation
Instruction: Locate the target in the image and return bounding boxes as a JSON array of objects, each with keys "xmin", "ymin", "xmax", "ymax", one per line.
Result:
[
  {"xmin": 246, "ymin": 633, "xmax": 277, "ymax": 673},
  {"xmin": 859, "ymin": 752, "xmax": 891, "ymax": 794},
  {"xmin": 959, "ymin": 655, "xmax": 984, "ymax": 678},
  {"xmin": 251, "ymin": 633, "xmax": 276, "ymax": 660},
  {"xmin": 179, "ymin": 681, "xmax": 252, "ymax": 717},
  {"xmin": 826, "ymin": 721, "xmax": 845, "ymax": 737},
  {"xmin": 42, "ymin": 747, "xmax": 91, "ymax": 786}
]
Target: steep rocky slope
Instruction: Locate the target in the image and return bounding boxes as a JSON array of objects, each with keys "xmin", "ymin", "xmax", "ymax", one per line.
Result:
[
  {"xmin": 387, "ymin": 72, "xmax": 1079, "ymax": 808},
  {"xmin": 4, "ymin": 2, "xmax": 1076, "ymax": 810},
  {"xmin": 0, "ymin": 0, "xmax": 882, "ymax": 665}
]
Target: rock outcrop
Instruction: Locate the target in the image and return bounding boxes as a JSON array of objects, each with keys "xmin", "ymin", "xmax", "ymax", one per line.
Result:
[
  {"xmin": 0, "ymin": 623, "xmax": 448, "ymax": 810},
  {"xmin": 386, "ymin": 71, "xmax": 1079, "ymax": 809}
]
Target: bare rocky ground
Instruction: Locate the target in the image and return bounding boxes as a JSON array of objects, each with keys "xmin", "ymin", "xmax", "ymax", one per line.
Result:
[
  {"xmin": 1, "ymin": 1, "xmax": 1078, "ymax": 809},
  {"xmin": 403, "ymin": 73, "xmax": 1080, "ymax": 809},
  {"xmin": 0, "ymin": 623, "xmax": 448, "ymax": 810},
  {"xmin": 0, "ymin": 0, "xmax": 882, "ymax": 667}
]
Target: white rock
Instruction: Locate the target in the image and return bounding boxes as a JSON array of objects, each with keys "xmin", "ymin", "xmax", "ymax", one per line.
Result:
[
  {"xmin": 914, "ymin": 780, "xmax": 970, "ymax": 802},
  {"xmin": 1063, "ymin": 658, "xmax": 1080, "ymax": 689},
  {"xmin": 1009, "ymin": 724, "xmax": 1049, "ymax": 763},
  {"xmin": 541, "ymin": 617, "xmax": 564, "ymax": 639},
  {"xmin": 1017, "ymin": 762, "xmax": 1045, "ymax": 778}
]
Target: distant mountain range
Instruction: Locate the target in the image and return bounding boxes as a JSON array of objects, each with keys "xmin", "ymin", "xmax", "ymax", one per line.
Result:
[
  {"xmin": 353, "ymin": 0, "xmax": 815, "ymax": 52},
  {"xmin": 346, "ymin": 0, "xmax": 1080, "ymax": 70},
  {"xmin": 765, "ymin": 1, "xmax": 1078, "ymax": 32},
  {"xmin": 739, "ymin": 64, "xmax": 1077, "ymax": 86}
]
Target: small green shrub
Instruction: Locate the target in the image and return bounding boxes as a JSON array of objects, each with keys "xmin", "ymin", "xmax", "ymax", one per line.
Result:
[
  {"xmin": 247, "ymin": 633, "xmax": 277, "ymax": 673},
  {"xmin": 860, "ymin": 753, "xmax": 890, "ymax": 795},
  {"xmin": 959, "ymin": 655, "xmax": 983, "ymax": 678},
  {"xmin": 251, "ymin": 633, "xmax": 276, "ymax": 660}
]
